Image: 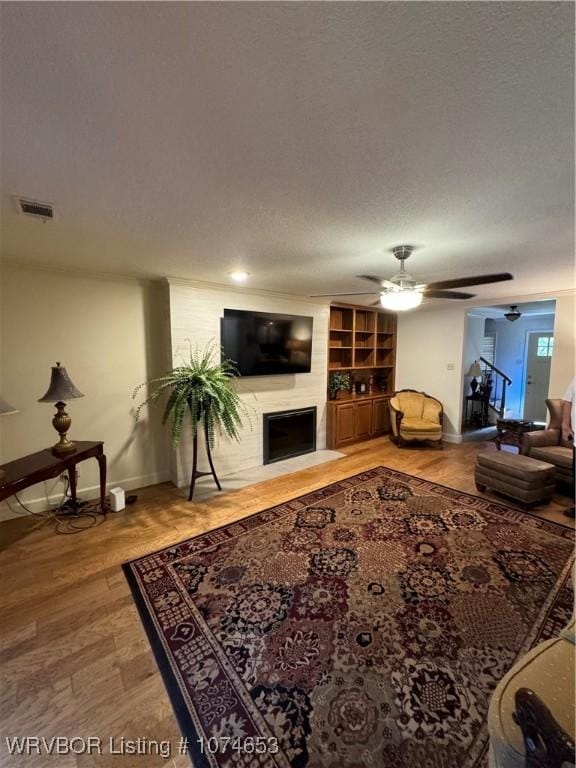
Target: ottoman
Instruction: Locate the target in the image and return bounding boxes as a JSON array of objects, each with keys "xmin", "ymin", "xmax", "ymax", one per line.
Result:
[{"xmin": 475, "ymin": 451, "xmax": 556, "ymax": 506}]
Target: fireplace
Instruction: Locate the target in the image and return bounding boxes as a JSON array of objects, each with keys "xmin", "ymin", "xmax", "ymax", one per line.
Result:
[{"xmin": 263, "ymin": 407, "xmax": 317, "ymax": 464}]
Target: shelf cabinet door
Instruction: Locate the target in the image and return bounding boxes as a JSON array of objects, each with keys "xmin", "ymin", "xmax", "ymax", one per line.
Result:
[
  {"xmin": 372, "ymin": 397, "xmax": 390, "ymax": 435},
  {"xmin": 335, "ymin": 403, "xmax": 356, "ymax": 446},
  {"xmin": 355, "ymin": 401, "xmax": 373, "ymax": 440}
]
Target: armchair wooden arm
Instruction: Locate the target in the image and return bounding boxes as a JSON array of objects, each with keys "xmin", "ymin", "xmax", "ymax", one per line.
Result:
[{"xmin": 389, "ymin": 397, "xmax": 404, "ymax": 438}]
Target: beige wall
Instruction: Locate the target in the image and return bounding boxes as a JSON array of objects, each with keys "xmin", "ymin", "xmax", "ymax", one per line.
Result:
[
  {"xmin": 396, "ymin": 305, "xmax": 467, "ymax": 437},
  {"xmin": 1, "ymin": 264, "xmax": 170, "ymax": 518},
  {"xmin": 549, "ymin": 294, "xmax": 576, "ymax": 399}
]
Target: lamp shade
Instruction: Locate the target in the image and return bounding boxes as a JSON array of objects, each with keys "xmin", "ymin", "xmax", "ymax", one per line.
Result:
[
  {"xmin": 38, "ymin": 363, "xmax": 84, "ymax": 403},
  {"xmin": 0, "ymin": 396, "xmax": 18, "ymax": 415},
  {"xmin": 504, "ymin": 305, "xmax": 522, "ymax": 322},
  {"xmin": 467, "ymin": 361, "xmax": 483, "ymax": 378}
]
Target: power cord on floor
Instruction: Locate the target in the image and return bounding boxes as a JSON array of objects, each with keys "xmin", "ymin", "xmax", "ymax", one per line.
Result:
[
  {"xmin": 8, "ymin": 485, "xmax": 138, "ymax": 534},
  {"xmin": 11, "ymin": 485, "xmax": 108, "ymax": 535}
]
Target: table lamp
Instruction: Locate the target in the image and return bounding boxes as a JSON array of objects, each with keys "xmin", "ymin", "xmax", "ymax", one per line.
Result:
[
  {"xmin": 467, "ymin": 361, "xmax": 483, "ymax": 395},
  {"xmin": 0, "ymin": 397, "xmax": 19, "ymax": 481},
  {"xmin": 38, "ymin": 362, "xmax": 84, "ymax": 456}
]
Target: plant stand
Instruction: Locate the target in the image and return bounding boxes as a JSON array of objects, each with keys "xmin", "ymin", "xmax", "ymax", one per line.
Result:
[{"xmin": 188, "ymin": 431, "xmax": 222, "ymax": 501}]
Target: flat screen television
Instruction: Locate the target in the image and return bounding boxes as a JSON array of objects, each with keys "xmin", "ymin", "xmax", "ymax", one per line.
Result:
[{"xmin": 221, "ymin": 309, "xmax": 313, "ymax": 376}]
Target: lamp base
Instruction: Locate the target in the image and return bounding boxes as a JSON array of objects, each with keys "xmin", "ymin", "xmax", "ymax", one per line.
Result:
[
  {"xmin": 51, "ymin": 401, "xmax": 77, "ymax": 457},
  {"xmin": 52, "ymin": 439, "xmax": 77, "ymax": 457}
]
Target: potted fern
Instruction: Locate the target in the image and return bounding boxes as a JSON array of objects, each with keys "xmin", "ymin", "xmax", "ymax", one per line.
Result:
[
  {"xmin": 328, "ymin": 372, "xmax": 351, "ymax": 400},
  {"xmin": 134, "ymin": 342, "xmax": 248, "ymax": 500}
]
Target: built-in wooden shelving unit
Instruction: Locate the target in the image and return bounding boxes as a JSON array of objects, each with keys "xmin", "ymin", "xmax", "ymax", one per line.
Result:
[
  {"xmin": 326, "ymin": 303, "xmax": 397, "ymax": 449},
  {"xmin": 328, "ymin": 304, "xmax": 396, "ymax": 374}
]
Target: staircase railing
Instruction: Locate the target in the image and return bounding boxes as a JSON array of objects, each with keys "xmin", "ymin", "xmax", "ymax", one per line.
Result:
[{"xmin": 480, "ymin": 356, "xmax": 512, "ymax": 418}]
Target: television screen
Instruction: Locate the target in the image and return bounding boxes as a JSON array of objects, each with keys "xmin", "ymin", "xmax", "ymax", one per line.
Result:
[{"xmin": 222, "ymin": 309, "xmax": 313, "ymax": 376}]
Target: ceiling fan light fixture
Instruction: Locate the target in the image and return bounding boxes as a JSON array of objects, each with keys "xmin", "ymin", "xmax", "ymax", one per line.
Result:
[
  {"xmin": 380, "ymin": 289, "xmax": 423, "ymax": 311},
  {"xmin": 504, "ymin": 304, "xmax": 522, "ymax": 322}
]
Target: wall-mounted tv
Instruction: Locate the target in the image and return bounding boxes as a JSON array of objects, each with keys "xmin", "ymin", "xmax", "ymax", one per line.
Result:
[{"xmin": 221, "ymin": 309, "xmax": 313, "ymax": 377}]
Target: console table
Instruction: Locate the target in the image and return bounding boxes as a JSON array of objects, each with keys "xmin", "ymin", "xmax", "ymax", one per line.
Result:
[{"xmin": 0, "ymin": 441, "xmax": 107, "ymax": 511}]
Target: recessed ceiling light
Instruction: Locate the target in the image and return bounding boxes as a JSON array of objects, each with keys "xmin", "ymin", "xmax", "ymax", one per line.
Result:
[{"xmin": 229, "ymin": 271, "xmax": 250, "ymax": 283}]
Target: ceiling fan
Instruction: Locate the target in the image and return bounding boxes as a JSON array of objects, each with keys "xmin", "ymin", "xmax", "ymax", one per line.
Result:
[{"xmin": 311, "ymin": 245, "xmax": 514, "ymax": 311}]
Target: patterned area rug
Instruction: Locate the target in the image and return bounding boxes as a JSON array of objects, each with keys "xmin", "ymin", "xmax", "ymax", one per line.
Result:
[{"xmin": 124, "ymin": 467, "xmax": 574, "ymax": 768}]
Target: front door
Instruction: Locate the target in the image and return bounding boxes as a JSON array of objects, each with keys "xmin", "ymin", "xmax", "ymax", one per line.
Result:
[{"xmin": 523, "ymin": 332, "xmax": 553, "ymax": 422}]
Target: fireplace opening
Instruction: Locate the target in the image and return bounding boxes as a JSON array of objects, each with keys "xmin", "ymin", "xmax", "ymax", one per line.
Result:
[{"xmin": 263, "ymin": 407, "xmax": 317, "ymax": 464}]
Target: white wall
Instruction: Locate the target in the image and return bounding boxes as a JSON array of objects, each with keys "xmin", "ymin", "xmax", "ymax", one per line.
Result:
[
  {"xmin": 463, "ymin": 314, "xmax": 486, "ymax": 379},
  {"xmin": 396, "ymin": 305, "xmax": 466, "ymax": 438},
  {"xmin": 168, "ymin": 280, "xmax": 329, "ymax": 487},
  {"xmin": 0, "ymin": 264, "xmax": 170, "ymax": 518}
]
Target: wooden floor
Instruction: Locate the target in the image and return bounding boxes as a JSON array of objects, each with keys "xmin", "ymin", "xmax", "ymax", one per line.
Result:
[{"xmin": 1, "ymin": 437, "xmax": 573, "ymax": 767}]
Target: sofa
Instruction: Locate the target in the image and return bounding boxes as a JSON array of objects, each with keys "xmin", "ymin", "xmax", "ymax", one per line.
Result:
[
  {"xmin": 488, "ymin": 616, "xmax": 575, "ymax": 768},
  {"xmin": 389, "ymin": 389, "xmax": 443, "ymax": 447},
  {"xmin": 521, "ymin": 399, "xmax": 575, "ymax": 490}
]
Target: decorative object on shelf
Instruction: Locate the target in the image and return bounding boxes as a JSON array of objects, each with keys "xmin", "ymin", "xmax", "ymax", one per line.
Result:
[
  {"xmin": 38, "ymin": 363, "xmax": 84, "ymax": 457},
  {"xmin": 467, "ymin": 360, "xmax": 483, "ymax": 395},
  {"xmin": 0, "ymin": 396, "xmax": 19, "ymax": 481},
  {"xmin": 134, "ymin": 341, "xmax": 249, "ymax": 501},
  {"xmin": 504, "ymin": 304, "xmax": 522, "ymax": 322},
  {"xmin": 372, "ymin": 374, "xmax": 389, "ymax": 392},
  {"xmin": 328, "ymin": 372, "xmax": 351, "ymax": 400}
]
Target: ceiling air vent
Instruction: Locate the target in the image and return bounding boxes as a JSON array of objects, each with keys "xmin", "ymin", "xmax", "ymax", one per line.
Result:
[{"xmin": 16, "ymin": 197, "xmax": 55, "ymax": 221}]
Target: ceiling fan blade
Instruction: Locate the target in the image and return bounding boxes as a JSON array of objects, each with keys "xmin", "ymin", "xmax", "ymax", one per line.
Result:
[
  {"xmin": 356, "ymin": 275, "xmax": 401, "ymax": 290},
  {"xmin": 356, "ymin": 274, "xmax": 385, "ymax": 286},
  {"xmin": 309, "ymin": 291, "xmax": 380, "ymax": 297},
  {"xmin": 423, "ymin": 289, "xmax": 476, "ymax": 300},
  {"xmin": 424, "ymin": 272, "xmax": 513, "ymax": 290}
]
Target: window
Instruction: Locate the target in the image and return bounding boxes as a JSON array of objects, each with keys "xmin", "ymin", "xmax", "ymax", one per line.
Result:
[
  {"xmin": 536, "ymin": 336, "xmax": 554, "ymax": 357},
  {"xmin": 481, "ymin": 333, "xmax": 496, "ymax": 372}
]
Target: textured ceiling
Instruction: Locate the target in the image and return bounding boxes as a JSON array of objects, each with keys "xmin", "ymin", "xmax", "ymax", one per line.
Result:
[{"xmin": 1, "ymin": 2, "xmax": 574, "ymax": 302}]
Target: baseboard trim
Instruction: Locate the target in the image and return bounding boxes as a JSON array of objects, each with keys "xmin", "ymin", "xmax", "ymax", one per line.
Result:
[
  {"xmin": 442, "ymin": 433, "xmax": 463, "ymax": 444},
  {"xmin": 460, "ymin": 426, "xmax": 497, "ymax": 443},
  {"xmin": 0, "ymin": 469, "xmax": 171, "ymax": 522}
]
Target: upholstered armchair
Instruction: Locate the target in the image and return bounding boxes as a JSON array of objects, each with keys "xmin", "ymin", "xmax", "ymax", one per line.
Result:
[
  {"xmin": 521, "ymin": 399, "xmax": 574, "ymax": 489},
  {"xmin": 389, "ymin": 389, "xmax": 443, "ymax": 447},
  {"xmin": 488, "ymin": 616, "xmax": 575, "ymax": 768}
]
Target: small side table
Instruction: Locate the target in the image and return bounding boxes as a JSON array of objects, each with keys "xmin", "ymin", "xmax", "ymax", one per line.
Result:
[
  {"xmin": 495, "ymin": 419, "xmax": 543, "ymax": 452},
  {"xmin": 0, "ymin": 441, "xmax": 107, "ymax": 511},
  {"xmin": 465, "ymin": 393, "xmax": 488, "ymax": 428}
]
